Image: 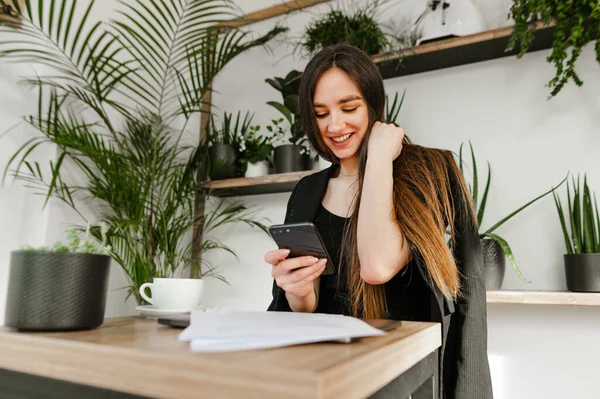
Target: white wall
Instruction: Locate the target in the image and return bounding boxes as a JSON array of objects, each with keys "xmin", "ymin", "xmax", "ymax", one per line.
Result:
[{"xmin": 1, "ymin": 1, "xmax": 599, "ymax": 398}]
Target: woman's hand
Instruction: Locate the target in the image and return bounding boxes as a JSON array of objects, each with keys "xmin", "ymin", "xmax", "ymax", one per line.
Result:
[
  {"xmin": 368, "ymin": 121, "xmax": 405, "ymax": 161},
  {"xmin": 264, "ymin": 249, "xmax": 327, "ymax": 299}
]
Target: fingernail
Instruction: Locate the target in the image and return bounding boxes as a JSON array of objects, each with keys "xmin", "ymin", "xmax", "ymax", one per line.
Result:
[
  {"xmin": 307, "ymin": 257, "xmax": 318, "ymax": 264},
  {"xmin": 280, "ymin": 249, "xmax": 290, "ymax": 256}
]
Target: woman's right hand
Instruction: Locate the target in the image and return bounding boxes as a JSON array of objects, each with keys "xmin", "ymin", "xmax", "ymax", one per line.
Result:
[{"xmin": 264, "ymin": 249, "xmax": 327, "ymax": 299}]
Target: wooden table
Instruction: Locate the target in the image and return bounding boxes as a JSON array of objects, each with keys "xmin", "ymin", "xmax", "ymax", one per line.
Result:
[{"xmin": 0, "ymin": 316, "xmax": 441, "ymax": 399}]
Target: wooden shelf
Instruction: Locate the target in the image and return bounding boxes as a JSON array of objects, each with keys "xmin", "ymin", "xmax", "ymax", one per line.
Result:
[
  {"xmin": 373, "ymin": 21, "xmax": 557, "ymax": 79},
  {"xmin": 217, "ymin": 0, "xmax": 329, "ymax": 28},
  {"xmin": 486, "ymin": 290, "xmax": 600, "ymax": 306},
  {"xmin": 201, "ymin": 170, "xmax": 318, "ymax": 197}
]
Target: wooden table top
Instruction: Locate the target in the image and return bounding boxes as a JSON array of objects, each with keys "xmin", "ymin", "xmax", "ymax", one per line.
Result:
[{"xmin": 0, "ymin": 316, "xmax": 441, "ymax": 399}]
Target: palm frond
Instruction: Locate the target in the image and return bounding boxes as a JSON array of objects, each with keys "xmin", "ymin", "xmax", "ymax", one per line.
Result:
[
  {"xmin": 111, "ymin": 0, "xmax": 285, "ymax": 117},
  {"xmin": 0, "ymin": 0, "xmax": 122, "ymax": 103}
]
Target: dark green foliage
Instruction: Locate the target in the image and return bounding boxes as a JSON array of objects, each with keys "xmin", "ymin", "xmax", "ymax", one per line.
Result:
[
  {"xmin": 301, "ymin": 8, "xmax": 389, "ymax": 56},
  {"xmin": 508, "ymin": 0, "xmax": 600, "ymax": 98}
]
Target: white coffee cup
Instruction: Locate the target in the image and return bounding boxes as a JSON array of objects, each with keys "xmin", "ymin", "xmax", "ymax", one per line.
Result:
[{"xmin": 139, "ymin": 278, "xmax": 204, "ymax": 311}]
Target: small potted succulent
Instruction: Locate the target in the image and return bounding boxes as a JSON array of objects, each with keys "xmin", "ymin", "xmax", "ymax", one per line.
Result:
[
  {"xmin": 5, "ymin": 223, "xmax": 112, "ymax": 331},
  {"xmin": 554, "ymin": 174, "xmax": 600, "ymax": 292},
  {"xmin": 239, "ymin": 124, "xmax": 278, "ymax": 178},
  {"xmin": 207, "ymin": 111, "xmax": 252, "ymax": 180}
]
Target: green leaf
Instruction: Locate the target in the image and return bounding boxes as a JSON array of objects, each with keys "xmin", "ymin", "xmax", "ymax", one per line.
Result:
[
  {"xmin": 283, "ymin": 94, "xmax": 299, "ymax": 115},
  {"xmin": 469, "ymin": 141, "xmax": 478, "ymax": 207},
  {"xmin": 481, "ymin": 233, "xmax": 529, "ymax": 282},
  {"xmin": 44, "ymin": 150, "xmax": 67, "ymax": 208},
  {"xmin": 595, "ymin": 193, "xmax": 600, "ymax": 252},
  {"xmin": 572, "ymin": 176, "xmax": 582, "ymax": 253},
  {"xmin": 484, "ymin": 173, "xmax": 568, "ymax": 235},
  {"xmin": 266, "ymin": 101, "xmax": 293, "ymax": 124},
  {"xmin": 583, "ymin": 175, "xmax": 595, "ymax": 253},
  {"xmin": 265, "ymin": 77, "xmax": 282, "ymax": 92},
  {"xmin": 458, "ymin": 142, "xmax": 464, "ymax": 177},
  {"xmin": 385, "ymin": 90, "xmax": 405, "ymax": 124},
  {"xmin": 553, "ymin": 190, "xmax": 573, "ymax": 254},
  {"xmin": 477, "ymin": 162, "xmax": 491, "ymax": 226}
]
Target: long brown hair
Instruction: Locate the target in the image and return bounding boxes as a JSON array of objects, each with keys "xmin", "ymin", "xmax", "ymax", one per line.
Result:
[{"xmin": 298, "ymin": 43, "xmax": 477, "ymax": 319}]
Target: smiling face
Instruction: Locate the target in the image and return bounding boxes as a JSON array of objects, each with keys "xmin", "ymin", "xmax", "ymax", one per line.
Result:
[{"xmin": 312, "ymin": 67, "xmax": 370, "ymax": 161}]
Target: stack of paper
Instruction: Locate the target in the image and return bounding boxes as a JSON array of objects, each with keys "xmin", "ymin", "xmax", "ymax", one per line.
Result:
[{"xmin": 178, "ymin": 309, "xmax": 386, "ymax": 352}]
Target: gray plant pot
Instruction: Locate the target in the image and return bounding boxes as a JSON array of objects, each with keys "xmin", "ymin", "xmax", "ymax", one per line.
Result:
[
  {"xmin": 564, "ymin": 254, "xmax": 600, "ymax": 292},
  {"xmin": 4, "ymin": 251, "xmax": 111, "ymax": 331},
  {"xmin": 481, "ymin": 238, "xmax": 505, "ymax": 290},
  {"xmin": 208, "ymin": 144, "xmax": 237, "ymax": 180},
  {"xmin": 274, "ymin": 144, "xmax": 303, "ymax": 173}
]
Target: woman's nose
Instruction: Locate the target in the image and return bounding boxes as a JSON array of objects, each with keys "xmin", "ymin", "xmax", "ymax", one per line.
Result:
[{"xmin": 328, "ymin": 113, "xmax": 345, "ymax": 133}]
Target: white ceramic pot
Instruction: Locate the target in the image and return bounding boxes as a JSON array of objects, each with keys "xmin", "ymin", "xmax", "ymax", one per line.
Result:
[
  {"xmin": 244, "ymin": 160, "xmax": 269, "ymax": 177},
  {"xmin": 413, "ymin": 0, "xmax": 488, "ymax": 46}
]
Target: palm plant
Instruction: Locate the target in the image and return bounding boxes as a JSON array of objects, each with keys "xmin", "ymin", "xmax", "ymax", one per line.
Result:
[
  {"xmin": 0, "ymin": 0, "xmax": 283, "ymax": 302},
  {"xmin": 459, "ymin": 141, "xmax": 566, "ymax": 281}
]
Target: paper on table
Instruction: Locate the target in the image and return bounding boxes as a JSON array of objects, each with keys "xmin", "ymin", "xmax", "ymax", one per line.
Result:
[{"xmin": 178, "ymin": 310, "xmax": 386, "ymax": 352}]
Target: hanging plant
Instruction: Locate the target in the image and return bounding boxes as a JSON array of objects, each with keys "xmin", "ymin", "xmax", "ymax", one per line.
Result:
[{"xmin": 507, "ymin": 0, "xmax": 600, "ymax": 98}]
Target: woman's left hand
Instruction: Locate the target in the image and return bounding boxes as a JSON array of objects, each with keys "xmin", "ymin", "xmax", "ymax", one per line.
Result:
[{"xmin": 367, "ymin": 122, "xmax": 405, "ymax": 161}]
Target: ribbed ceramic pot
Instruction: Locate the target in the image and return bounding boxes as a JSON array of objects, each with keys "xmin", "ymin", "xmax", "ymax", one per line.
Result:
[
  {"xmin": 274, "ymin": 144, "xmax": 303, "ymax": 173},
  {"xmin": 564, "ymin": 254, "xmax": 600, "ymax": 292},
  {"xmin": 481, "ymin": 238, "xmax": 505, "ymax": 290},
  {"xmin": 4, "ymin": 251, "xmax": 111, "ymax": 331},
  {"xmin": 208, "ymin": 144, "xmax": 237, "ymax": 180}
]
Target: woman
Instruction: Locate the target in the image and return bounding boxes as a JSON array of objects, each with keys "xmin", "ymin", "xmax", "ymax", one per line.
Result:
[{"xmin": 265, "ymin": 43, "xmax": 493, "ymax": 399}]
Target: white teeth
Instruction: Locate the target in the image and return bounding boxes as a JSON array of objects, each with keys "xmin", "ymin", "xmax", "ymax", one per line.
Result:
[{"xmin": 332, "ymin": 133, "xmax": 352, "ymax": 143}]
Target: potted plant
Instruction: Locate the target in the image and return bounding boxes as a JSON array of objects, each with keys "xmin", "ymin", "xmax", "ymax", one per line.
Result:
[
  {"xmin": 239, "ymin": 124, "xmax": 277, "ymax": 177},
  {"xmin": 5, "ymin": 224, "xmax": 112, "ymax": 331},
  {"xmin": 266, "ymin": 70, "xmax": 311, "ymax": 173},
  {"xmin": 0, "ymin": 0, "xmax": 279, "ymax": 304},
  {"xmin": 459, "ymin": 141, "xmax": 567, "ymax": 289},
  {"xmin": 507, "ymin": 1, "xmax": 600, "ymax": 98},
  {"xmin": 298, "ymin": 1, "xmax": 391, "ymax": 57},
  {"xmin": 553, "ymin": 174, "xmax": 600, "ymax": 292},
  {"xmin": 207, "ymin": 110, "xmax": 253, "ymax": 180}
]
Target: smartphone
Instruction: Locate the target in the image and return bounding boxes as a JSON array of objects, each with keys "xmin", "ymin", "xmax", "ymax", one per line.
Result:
[{"xmin": 268, "ymin": 222, "xmax": 335, "ymax": 275}]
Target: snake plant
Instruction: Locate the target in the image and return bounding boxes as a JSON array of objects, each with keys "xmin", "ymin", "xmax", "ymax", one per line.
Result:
[{"xmin": 554, "ymin": 174, "xmax": 600, "ymax": 254}]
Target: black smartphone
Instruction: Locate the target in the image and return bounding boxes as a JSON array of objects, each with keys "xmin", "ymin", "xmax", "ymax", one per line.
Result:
[{"xmin": 268, "ymin": 222, "xmax": 335, "ymax": 275}]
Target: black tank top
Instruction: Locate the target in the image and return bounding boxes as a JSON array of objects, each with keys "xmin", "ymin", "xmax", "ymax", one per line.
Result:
[{"xmin": 313, "ymin": 203, "xmax": 431, "ymax": 321}]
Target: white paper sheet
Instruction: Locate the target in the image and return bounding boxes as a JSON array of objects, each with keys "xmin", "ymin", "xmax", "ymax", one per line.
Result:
[{"xmin": 178, "ymin": 310, "xmax": 386, "ymax": 352}]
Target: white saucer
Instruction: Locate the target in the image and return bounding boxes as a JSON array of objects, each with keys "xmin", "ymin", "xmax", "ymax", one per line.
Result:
[{"xmin": 136, "ymin": 305, "xmax": 198, "ymax": 318}]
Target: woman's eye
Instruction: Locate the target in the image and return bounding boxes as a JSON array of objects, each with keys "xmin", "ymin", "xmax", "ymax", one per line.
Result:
[
  {"xmin": 315, "ymin": 113, "xmax": 328, "ymax": 119},
  {"xmin": 343, "ymin": 107, "xmax": 358, "ymax": 113}
]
